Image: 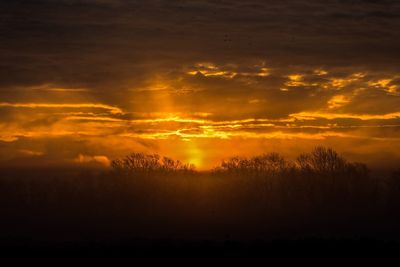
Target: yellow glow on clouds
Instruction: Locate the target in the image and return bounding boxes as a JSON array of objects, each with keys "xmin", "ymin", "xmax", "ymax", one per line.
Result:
[
  {"xmin": 1, "ymin": 65, "xmax": 400, "ymax": 169},
  {"xmin": 0, "ymin": 102, "xmax": 123, "ymax": 114},
  {"xmin": 328, "ymin": 95, "xmax": 350, "ymax": 109}
]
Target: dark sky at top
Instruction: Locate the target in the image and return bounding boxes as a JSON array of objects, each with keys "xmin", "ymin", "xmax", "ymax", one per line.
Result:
[{"xmin": 1, "ymin": 0, "xmax": 399, "ymax": 89}]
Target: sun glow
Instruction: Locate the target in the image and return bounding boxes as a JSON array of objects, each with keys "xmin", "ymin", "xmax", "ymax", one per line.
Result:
[{"xmin": 185, "ymin": 142, "xmax": 205, "ymax": 169}]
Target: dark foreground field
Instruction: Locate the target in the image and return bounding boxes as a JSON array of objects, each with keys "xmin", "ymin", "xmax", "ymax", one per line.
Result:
[{"xmin": 1, "ymin": 148, "xmax": 400, "ymax": 254}]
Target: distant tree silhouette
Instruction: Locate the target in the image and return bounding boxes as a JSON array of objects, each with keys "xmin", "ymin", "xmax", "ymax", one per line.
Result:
[
  {"xmin": 296, "ymin": 147, "xmax": 348, "ymax": 175},
  {"xmin": 111, "ymin": 153, "xmax": 195, "ymax": 174},
  {"xmin": 216, "ymin": 152, "xmax": 292, "ymax": 177}
]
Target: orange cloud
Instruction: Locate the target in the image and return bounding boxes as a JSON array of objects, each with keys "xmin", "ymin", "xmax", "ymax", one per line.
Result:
[
  {"xmin": 0, "ymin": 102, "xmax": 123, "ymax": 114},
  {"xmin": 328, "ymin": 95, "xmax": 351, "ymax": 109},
  {"xmin": 291, "ymin": 111, "xmax": 400, "ymax": 121}
]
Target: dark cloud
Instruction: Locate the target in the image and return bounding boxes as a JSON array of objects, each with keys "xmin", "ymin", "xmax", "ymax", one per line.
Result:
[{"xmin": 1, "ymin": 0, "xmax": 399, "ymax": 89}]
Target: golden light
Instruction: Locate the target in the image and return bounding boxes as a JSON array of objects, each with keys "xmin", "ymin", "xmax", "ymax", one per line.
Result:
[{"xmin": 184, "ymin": 141, "xmax": 205, "ymax": 170}]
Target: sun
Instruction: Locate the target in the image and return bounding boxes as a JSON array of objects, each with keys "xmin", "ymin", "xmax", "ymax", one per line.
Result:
[{"xmin": 185, "ymin": 142, "xmax": 204, "ymax": 170}]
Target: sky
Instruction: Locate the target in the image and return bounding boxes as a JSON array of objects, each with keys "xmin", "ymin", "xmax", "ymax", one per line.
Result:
[{"xmin": 0, "ymin": 0, "xmax": 400, "ymax": 170}]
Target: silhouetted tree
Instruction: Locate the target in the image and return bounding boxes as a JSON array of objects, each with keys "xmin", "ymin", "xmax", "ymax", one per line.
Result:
[
  {"xmin": 296, "ymin": 147, "xmax": 347, "ymax": 175},
  {"xmin": 216, "ymin": 152, "xmax": 291, "ymax": 177},
  {"xmin": 111, "ymin": 153, "xmax": 195, "ymax": 175}
]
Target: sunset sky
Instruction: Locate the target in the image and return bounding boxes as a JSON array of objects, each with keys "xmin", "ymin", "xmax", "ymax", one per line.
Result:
[{"xmin": 1, "ymin": 0, "xmax": 400, "ymax": 169}]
